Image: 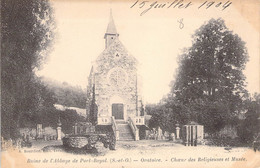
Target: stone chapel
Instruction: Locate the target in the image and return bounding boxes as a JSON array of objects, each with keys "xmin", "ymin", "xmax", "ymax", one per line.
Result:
[{"xmin": 86, "ymin": 12, "xmax": 146, "ymax": 141}]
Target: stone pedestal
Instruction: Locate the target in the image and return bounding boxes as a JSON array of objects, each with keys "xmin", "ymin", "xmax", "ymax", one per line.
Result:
[
  {"xmin": 176, "ymin": 127, "xmax": 180, "ymax": 139},
  {"xmin": 57, "ymin": 127, "xmax": 62, "ymax": 140},
  {"xmin": 36, "ymin": 124, "xmax": 43, "ymax": 139},
  {"xmin": 74, "ymin": 125, "xmax": 78, "ymax": 135},
  {"xmin": 157, "ymin": 127, "xmax": 162, "ymax": 140}
]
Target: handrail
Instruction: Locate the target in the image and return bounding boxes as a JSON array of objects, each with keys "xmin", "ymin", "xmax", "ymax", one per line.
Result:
[
  {"xmin": 111, "ymin": 116, "xmax": 119, "ymax": 140},
  {"xmin": 128, "ymin": 117, "xmax": 139, "ymax": 141},
  {"xmin": 111, "ymin": 116, "xmax": 117, "ymax": 130},
  {"xmin": 128, "ymin": 117, "xmax": 138, "ymax": 131}
]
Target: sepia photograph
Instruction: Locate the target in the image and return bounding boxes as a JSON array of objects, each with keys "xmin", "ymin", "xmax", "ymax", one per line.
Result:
[{"xmin": 1, "ymin": 0, "xmax": 260, "ymax": 167}]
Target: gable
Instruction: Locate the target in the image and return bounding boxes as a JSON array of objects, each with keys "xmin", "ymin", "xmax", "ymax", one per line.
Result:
[{"xmin": 94, "ymin": 39, "xmax": 138, "ymax": 74}]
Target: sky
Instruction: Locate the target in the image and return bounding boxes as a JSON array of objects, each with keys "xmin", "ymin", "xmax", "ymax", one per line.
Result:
[{"xmin": 37, "ymin": 1, "xmax": 259, "ymax": 104}]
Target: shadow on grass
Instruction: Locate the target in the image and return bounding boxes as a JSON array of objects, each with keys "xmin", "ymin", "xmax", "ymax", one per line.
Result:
[
  {"xmin": 42, "ymin": 145, "xmax": 107, "ymax": 156},
  {"xmin": 120, "ymin": 144, "xmax": 137, "ymax": 150}
]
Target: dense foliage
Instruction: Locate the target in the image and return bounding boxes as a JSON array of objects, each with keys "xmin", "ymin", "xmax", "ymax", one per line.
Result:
[
  {"xmin": 89, "ymin": 85, "xmax": 98, "ymax": 125},
  {"xmin": 237, "ymin": 94, "xmax": 260, "ymax": 143},
  {"xmin": 59, "ymin": 109, "xmax": 86, "ymax": 134}
]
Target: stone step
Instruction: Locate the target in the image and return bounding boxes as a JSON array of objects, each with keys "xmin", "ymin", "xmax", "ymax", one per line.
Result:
[
  {"xmin": 116, "ymin": 120, "xmax": 127, "ymax": 124},
  {"xmin": 118, "ymin": 138, "xmax": 134, "ymax": 141},
  {"xmin": 119, "ymin": 132, "xmax": 133, "ymax": 138},
  {"xmin": 117, "ymin": 124, "xmax": 129, "ymax": 127},
  {"xmin": 117, "ymin": 126, "xmax": 132, "ymax": 132},
  {"xmin": 115, "ymin": 123, "xmax": 135, "ymax": 141},
  {"xmin": 117, "ymin": 125, "xmax": 130, "ymax": 128}
]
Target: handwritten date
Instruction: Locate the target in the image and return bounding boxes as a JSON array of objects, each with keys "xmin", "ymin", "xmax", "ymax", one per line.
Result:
[{"xmin": 130, "ymin": 0, "xmax": 232, "ymax": 16}]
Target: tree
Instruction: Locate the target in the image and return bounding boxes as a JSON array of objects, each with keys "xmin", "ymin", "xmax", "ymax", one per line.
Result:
[
  {"xmin": 140, "ymin": 101, "xmax": 145, "ymax": 116},
  {"xmin": 172, "ymin": 18, "xmax": 249, "ymax": 133},
  {"xmin": 89, "ymin": 84, "xmax": 98, "ymax": 125},
  {"xmin": 146, "ymin": 103, "xmax": 182, "ymax": 133},
  {"xmin": 1, "ymin": 0, "xmax": 55, "ymax": 139}
]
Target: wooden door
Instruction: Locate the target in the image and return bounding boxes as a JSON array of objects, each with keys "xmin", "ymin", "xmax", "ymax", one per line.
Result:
[{"xmin": 112, "ymin": 104, "xmax": 124, "ymax": 119}]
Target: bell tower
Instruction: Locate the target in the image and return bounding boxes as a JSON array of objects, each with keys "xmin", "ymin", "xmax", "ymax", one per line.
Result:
[{"xmin": 104, "ymin": 10, "xmax": 119, "ymax": 48}]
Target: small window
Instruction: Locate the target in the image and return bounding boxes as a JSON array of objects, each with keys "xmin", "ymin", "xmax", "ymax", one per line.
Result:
[{"xmin": 114, "ymin": 52, "xmax": 120, "ymax": 58}]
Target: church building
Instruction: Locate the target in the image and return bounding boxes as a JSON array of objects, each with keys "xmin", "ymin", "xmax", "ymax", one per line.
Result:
[{"xmin": 86, "ymin": 12, "xmax": 146, "ymax": 141}]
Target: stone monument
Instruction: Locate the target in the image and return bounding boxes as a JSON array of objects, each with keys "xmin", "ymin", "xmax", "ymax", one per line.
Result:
[
  {"xmin": 36, "ymin": 124, "xmax": 43, "ymax": 139},
  {"xmin": 57, "ymin": 117, "xmax": 62, "ymax": 140}
]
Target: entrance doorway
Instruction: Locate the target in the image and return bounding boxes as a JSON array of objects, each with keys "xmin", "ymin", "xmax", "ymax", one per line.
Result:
[{"xmin": 112, "ymin": 104, "xmax": 124, "ymax": 119}]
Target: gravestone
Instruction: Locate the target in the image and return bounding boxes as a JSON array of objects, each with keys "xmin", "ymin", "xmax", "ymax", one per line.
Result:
[
  {"xmin": 170, "ymin": 133, "xmax": 175, "ymax": 141},
  {"xmin": 164, "ymin": 131, "xmax": 169, "ymax": 140}
]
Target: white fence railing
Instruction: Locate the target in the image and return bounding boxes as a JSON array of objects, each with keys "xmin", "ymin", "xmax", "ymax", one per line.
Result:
[
  {"xmin": 97, "ymin": 116, "xmax": 111, "ymax": 125},
  {"xmin": 134, "ymin": 116, "xmax": 145, "ymax": 125}
]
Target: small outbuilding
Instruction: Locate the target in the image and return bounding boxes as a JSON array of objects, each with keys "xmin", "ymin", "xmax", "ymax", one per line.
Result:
[{"xmin": 182, "ymin": 121, "xmax": 204, "ymax": 146}]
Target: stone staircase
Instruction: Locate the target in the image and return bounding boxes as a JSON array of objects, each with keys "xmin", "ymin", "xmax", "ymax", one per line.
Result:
[{"xmin": 116, "ymin": 121, "xmax": 134, "ymax": 141}]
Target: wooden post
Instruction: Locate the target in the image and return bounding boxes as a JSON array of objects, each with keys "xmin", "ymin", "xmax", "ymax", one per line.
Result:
[
  {"xmin": 188, "ymin": 126, "xmax": 191, "ymax": 146},
  {"xmin": 186, "ymin": 126, "xmax": 188, "ymax": 146}
]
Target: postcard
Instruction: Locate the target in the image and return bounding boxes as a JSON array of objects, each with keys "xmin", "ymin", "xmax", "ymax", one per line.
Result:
[{"xmin": 1, "ymin": 0, "xmax": 260, "ymax": 167}]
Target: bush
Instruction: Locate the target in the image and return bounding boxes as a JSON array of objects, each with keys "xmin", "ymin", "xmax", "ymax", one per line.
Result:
[{"xmin": 205, "ymin": 137, "xmax": 249, "ymax": 147}]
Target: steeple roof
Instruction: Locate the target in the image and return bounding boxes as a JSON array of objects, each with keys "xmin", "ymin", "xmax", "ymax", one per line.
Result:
[{"xmin": 105, "ymin": 10, "xmax": 118, "ymax": 35}]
